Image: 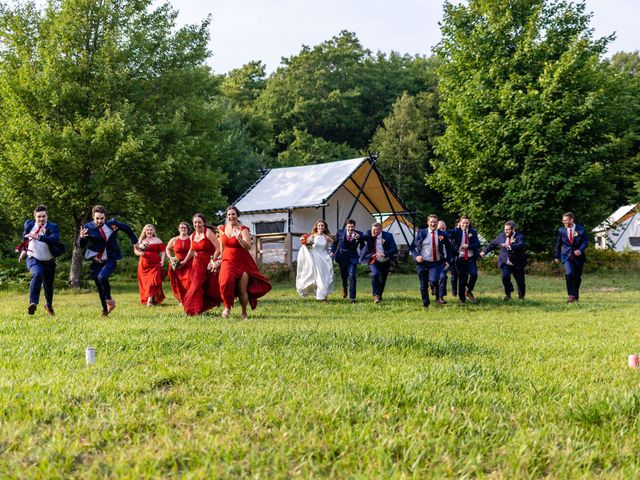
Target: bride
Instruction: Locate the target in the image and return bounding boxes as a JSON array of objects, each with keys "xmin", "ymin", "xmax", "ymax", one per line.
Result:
[{"xmin": 296, "ymin": 219, "xmax": 335, "ymax": 301}]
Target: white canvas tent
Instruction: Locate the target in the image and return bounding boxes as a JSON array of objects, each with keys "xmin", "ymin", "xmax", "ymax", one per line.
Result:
[
  {"xmin": 380, "ymin": 214, "xmax": 416, "ymax": 249},
  {"xmin": 593, "ymin": 204, "xmax": 640, "ymax": 252},
  {"xmin": 234, "ymin": 157, "xmax": 412, "ymax": 264}
]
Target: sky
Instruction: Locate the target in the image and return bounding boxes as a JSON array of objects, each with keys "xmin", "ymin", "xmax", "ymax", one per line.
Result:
[{"xmin": 160, "ymin": 0, "xmax": 639, "ymax": 74}]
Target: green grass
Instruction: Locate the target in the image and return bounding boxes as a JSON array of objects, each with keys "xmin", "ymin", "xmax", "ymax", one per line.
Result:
[{"xmin": 1, "ymin": 272, "xmax": 640, "ymax": 478}]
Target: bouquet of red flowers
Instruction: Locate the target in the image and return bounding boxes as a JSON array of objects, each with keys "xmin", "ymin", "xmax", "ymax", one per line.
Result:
[{"xmin": 300, "ymin": 233, "xmax": 315, "ymax": 249}]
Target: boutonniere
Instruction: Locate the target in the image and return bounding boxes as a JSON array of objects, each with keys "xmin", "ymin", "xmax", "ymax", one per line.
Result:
[
  {"xmin": 381, "ymin": 238, "xmax": 386, "ymax": 245},
  {"xmin": 469, "ymin": 233, "xmax": 474, "ymax": 238},
  {"xmin": 574, "ymin": 231, "xmax": 579, "ymax": 237}
]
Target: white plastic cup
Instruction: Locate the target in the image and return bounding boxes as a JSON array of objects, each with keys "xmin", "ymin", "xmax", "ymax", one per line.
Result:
[{"xmin": 86, "ymin": 347, "xmax": 96, "ymax": 365}]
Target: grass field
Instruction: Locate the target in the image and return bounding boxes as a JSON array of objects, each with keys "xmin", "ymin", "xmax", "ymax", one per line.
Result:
[{"xmin": 1, "ymin": 271, "xmax": 640, "ymax": 478}]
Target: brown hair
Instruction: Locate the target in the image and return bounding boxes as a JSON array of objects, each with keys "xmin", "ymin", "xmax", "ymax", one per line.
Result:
[
  {"xmin": 92, "ymin": 205, "xmax": 107, "ymax": 216},
  {"xmin": 563, "ymin": 212, "xmax": 575, "ymax": 220},
  {"xmin": 225, "ymin": 205, "xmax": 241, "ymax": 217},
  {"xmin": 312, "ymin": 219, "xmax": 331, "ymax": 235},
  {"xmin": 34, "ymin": 205, "xmax": 48, "ymax": 213}
]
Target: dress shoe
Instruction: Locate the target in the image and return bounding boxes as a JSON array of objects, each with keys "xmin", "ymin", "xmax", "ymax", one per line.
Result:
[
  {"xmin": 435, "ymin": 299, "xmax": 446, "ymax": 305},
  {"xmin": 466, "ymin": 292, "xmax": 476, "ymax": 303},
  {"xmin": 28, "ymin": 303, "xmax": 37, "ymax": 315},
  {"xmin": 342, "ymin": 289, "xmax": 347, "ymax": 299},
  {"xmin": 503, "ymin": 294, "xmax": 511, "ymax": 301},
  {"xmin": 567, "ymin": 295, "xmax": 576, "ymax": 303},
  {"xmin": 44, "ymin": 305, "xmax": 55, "ymax": 316},
  {"xmin": 423, "ymin": 303, "xmax": 429, "ymax": 309},
  {"xmin": 350, "ymin": 299, "xmax": 356, "ymax": 304},
  {"xmin": 430, "ymin": 285, "xmax": 436, "ymax": 296},
  {"xmin": 459, "ymin": 300, "xmax": 466, "ymax": 306},
  {"xmin": 106, "ymin": 299, "xmax": 116, "ymax": 313},
  {"xmin": 373, "ymin": 295, "xmax": 381, "ymax": 304},
  {"xmin": 101, "ymin": 309, "xmax": 109, "ymax": 317}
]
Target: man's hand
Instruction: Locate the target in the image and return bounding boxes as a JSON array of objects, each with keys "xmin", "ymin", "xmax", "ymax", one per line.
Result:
[
  {"xmin": 461, "ymin": 244, "xmax": 469, "ymax": 250},
  {"xmin": 416, "ymin": 255, "xmax": 423, "ymax": 263},
  {"xmin": 574, "ymin": 250, "xmax": 581, "ymax": 256},
  {"xmin": 80, "ymin": 227, "xmax": 89, "ymax": 238},
  {"xmin": 18, "ymin": 251, "xmax": 26, "ymax": 262},
  {"xmin": 376, "ymin": 252, "xmax": 385, "ymax": 261},
  {"xmin": 554, "ymin": 258, "xmax": 560, "ymax": 264},
  {"xmin": 479, "ymin": 251, "xmax": 485, "ymax": 258}
]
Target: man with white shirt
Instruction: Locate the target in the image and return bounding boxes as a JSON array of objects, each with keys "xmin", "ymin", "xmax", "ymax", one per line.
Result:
[
  {"xmin": 410, "ymin": 214, "xmax": 451, "ymax": 308},
  {"xmin": 481, "ymin": 221, "xmax": 527, "ymax": 300},
  {"xmin": 554, "ymin": 212, "xmax": 588, "ymax": 302},
  {"xmin": 78, "ymin": 205, "xmax": 138, "ymax": 316},
  {"xmin": 17, "ymin": 205, "xmax": 61, "ymax": 315},
  {"xmin": 450, "ymin": 215, "xmax": 482, "ymax": 304}
]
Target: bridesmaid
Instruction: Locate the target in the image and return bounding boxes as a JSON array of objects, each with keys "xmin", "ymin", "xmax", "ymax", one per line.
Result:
[
  {"xmin": 165, "ymin": 222, "xmax": 192, "ymax": 305},
  {"xmin": 182, "ymin": 213, "xmax": 222, "ymax": 316},
  {"xmin": 134, "ymin": 224, "xmax": 166, "ymax": 306},
  {"xmin": 217, "ymin": 205, "xmax": 272, "ymax": 319}
]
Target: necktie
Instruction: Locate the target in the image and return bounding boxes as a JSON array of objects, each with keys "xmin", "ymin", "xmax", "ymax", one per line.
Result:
[
  {"xmin": 463, "ymin": 230, "xmax": 469, "ymax": 260},
  {"xmin": 431, "ymin": 231, "xmax": 437, "ymax": 261},
  {"xmin": 569, "ymin": 229, "xmax": 573, "ymax": 244},
  {"xmin": 370, "ymin": 236, "xmax": 377, "ymax": 264},
  {"xmin": 347, "ymin": 233, "xmax": 351, "ymax": 242},
  {"xmin": 97, "ymin": 226, "xmax": 107, "ymax": 260},
  {"xmin": 506, "ymin": 235, "xmax": 511, "ymax": 248}
]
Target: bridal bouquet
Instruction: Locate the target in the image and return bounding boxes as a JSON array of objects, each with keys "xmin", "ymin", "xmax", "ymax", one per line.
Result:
[{"xmin": 300, "ymin": 233, "xmax": 314, "ymax": 249}]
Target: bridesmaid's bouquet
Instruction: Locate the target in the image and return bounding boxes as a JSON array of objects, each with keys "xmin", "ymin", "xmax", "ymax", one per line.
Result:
[
  {"xmin": 138, "ymin": 242, "xmax": 148, "ymax": 252},
  {"xmin": 300, "ymin": 233, "xmax": 314, "ymax": 249},
  {"xmin": 170, "ymin": 257, "xmax": 182, "ymax": 270}
]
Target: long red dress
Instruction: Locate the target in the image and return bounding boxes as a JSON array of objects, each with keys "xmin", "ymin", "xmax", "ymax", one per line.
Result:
[
  {"xmin": 182, "ymin": 231, "xmax": 221, "ymax": 316},
  {"xmin": 138, "ymin": 242, "xmax": 166, "ymax": 305},
  {"xmin": 168, "ymin": 237, "xmax": 191, "ymax": 304},
  {"xmin": 219, "ymin": 225, "xmax": 272, "ymax": 309}
]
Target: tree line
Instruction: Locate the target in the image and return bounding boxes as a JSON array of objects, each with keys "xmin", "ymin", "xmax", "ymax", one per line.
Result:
[{"xmin": 0, "ymin": 0, "xmax": 638, "ymax": 285}]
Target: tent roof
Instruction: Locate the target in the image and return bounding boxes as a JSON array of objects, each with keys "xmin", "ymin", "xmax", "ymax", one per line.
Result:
[
  {"xmin": 235, "ymin": 157, "xmax": 407, "ymax": 215},
  {"xmin": 593, "ymin": 204, "xmax": 639, "ymax": 232},
  {"xmin": 381, "ymin": 215, "xmax": 415, "ymax": 230}
]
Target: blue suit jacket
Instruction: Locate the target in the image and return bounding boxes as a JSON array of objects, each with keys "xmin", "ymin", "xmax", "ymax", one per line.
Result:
[
  {"xmin": 22, "ymin": 220, "xmax": 63, "ymax": 256},
  {"xmin": 359, "ymin": 230, "xmax": 398, "ymax": 264},
  {"xmin": 483, "ymin": 231, "xmax": 526, "ymax": 269},
  {"xmin": 78, "ymin": 218, "xmax": 138, "ymax": 261},
  {"xmin": 330, "ymin": 228, "xmax": 363, "ymax": 265},
  {"xmin": 555, "ymin": 224, "xmax": 588, "ymax": 264},
  {"xmin": 410, "ymin": 228, "xmax": 451, "ymax": 265},
  {"xmin": 449, "ymin": 227, "xmax": 482, "ymax": 260}
]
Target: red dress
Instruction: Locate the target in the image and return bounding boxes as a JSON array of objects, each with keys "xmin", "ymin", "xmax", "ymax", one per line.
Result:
[
  {"xmin": 219, "ymin": 225, "xmax": 272, "ymax": 309},
  {"xmin": 182, "ymin": 231, "xmax": 221, "ymax": 315},
  {"xmin": 137, "ymin": 242, "xmax": 166, "ymax": 305},
  {"xmin": 168, "ymin": 237, "xmax": 191, "ymax": 304}
]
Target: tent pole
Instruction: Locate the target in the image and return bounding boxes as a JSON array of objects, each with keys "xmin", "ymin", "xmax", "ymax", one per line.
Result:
[
  {"xmin": 378, "ymin": 166, "xmax": 412, "ymax": 248},
  {"xmin": 343, "ymin": 156, "xmax": 376, "ymax": 227}
]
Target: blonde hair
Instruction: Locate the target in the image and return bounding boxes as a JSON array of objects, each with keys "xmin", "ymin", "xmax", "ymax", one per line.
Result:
[{"xmin": 139, "ymin": 224, "xmax": 156, "ymax": 242}]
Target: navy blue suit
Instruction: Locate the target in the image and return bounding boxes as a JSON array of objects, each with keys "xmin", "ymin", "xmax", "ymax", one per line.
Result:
[
  {"xmin": 439, "ymin": 228, "xmax": 458, "ymax": 298},
  {"xmin": 21, "ymin": 220, "xmax": 61, "ymax": 308},
  {"xmin": 483, "ymin": 231, "xmax": 526, "ymax": 298},
  {"xmin": 330, "ymin": 228, "xmax": 362, "ymax": 300},
  {"xmin": 410, "ymin": 228, "xmax": 451, "ymax": 306},
  {"xmin": 555, "ymin": 224, "xmax": 588, "ymax": 299},
  {"xmin": 78, "ymin": 218, "xmax": 138, "ymax": 311},
  {"xmin": 450, "ymin": 227, "xmax": 482, "ymax": 302},
  {"xmin": 360, "ymin": 230, "xmax": 398, "ymax": 299}
]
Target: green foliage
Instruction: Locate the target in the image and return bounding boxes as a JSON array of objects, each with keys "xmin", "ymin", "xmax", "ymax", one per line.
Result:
[
  {"xmin": 0, "ymin": 0, "xmax": 226, "ymax": 240},
  {"xmin": 432, "ymin": 0, "xmax": 636, "ymax": 250},
  {"xmin": 255, "ymin": 31, "xmax": 437, "ymax": 162},
  {"xmin": 275, "ymin": 128, "xmax": 357, "ymax": 167},
  {"xmin": 370, "ymin": 91, "xmax": 446, "ymax": 226}
]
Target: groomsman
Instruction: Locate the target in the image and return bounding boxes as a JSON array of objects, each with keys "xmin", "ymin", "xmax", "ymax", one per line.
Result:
[
  {"xmin": 360, "ymin": 221, "xmax": 398, "ymax": 303},
  {"xmin": 17, "ymin": 205, "xmax": 63, "ymax": 315},
  {"xmin": 450, "ymin": 215, "xmax": 481, "ymax": 304},
  {"xmin": 437, "ymin": 220, "xmax": 456, "ymax": 300},
  {"xmin": 481, "ymin": 221, "xmax": 527, "ymax": 300},
  {"xmin": 410, "ymin": 214, "xmax": 450, "ymax": 308},
  {"xmin": 554, "ymin": 212, "xmax": 588, "ymax": 302},
  {"xmin": 330, "ymin": 219, "xmax": 362, "ymax": 303},
  {"xmin": 78, "ymin": 205, "xmax": 138, "ymax": 316}
]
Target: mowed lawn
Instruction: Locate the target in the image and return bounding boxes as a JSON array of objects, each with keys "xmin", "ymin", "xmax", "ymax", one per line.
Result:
[{"xmin": 1, "ymin": 271, "xmax": 640, "ymax": 478}]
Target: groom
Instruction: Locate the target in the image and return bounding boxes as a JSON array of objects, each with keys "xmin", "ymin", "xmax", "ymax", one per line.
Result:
[
  {"xmin": 330, "ymin": 218, "xmax": 362, "ymax": 303},
  {"xmin": 78, "ymin": 205, "xmax": 138, "ymax": 316},
  {"xmin": 360, "ymin": 221, "xmax": 398, "ymax": 303}
]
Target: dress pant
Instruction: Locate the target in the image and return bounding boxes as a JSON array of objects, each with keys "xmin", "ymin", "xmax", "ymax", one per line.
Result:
[
  {"xmin": 90, "ymin": 259, "xmax": 117, "ymax": 310},
  {"xmin": 26, "ymin": 257, "xmax": 56, "ymax": 307},
  {"xmin": 338, "ymin": 260, "xmax": 358, "ymax": 299},
  {"xmin": 500, "ymin": 264, "xmax": 526, "ymax": 298},
  {"xmin": 370, "ymin": 260, "xmax": 391, "ymax": 298},
  {"xmin": 417, "ymin": 260, "xmax": 444, "ymax": 306},
  {"xmin": 456, "ymin": 257, "xmax": 478, "ymax": 302},
  {"xmin": 563, "ymin": 260, "xmax": 584, "ymax": 299}
]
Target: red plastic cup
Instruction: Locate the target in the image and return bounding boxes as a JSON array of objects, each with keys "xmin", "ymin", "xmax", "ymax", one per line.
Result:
[{"xmin": 629, "ymin": 354, "xmax": 639, "ymax": 368}]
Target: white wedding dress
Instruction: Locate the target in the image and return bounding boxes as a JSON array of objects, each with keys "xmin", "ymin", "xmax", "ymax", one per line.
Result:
[{"xmin": 296, "ymin": 234, "xmax": 335, "ymax": 299}]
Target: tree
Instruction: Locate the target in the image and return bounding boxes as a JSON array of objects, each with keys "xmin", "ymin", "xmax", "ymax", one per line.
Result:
[
  {"xmin": 0, "ymin": 0, "xmax": 227, "ymax": 285},
  {"xmin": 255, "ymin": 31, "xmax": 437, "ymax": 160},
  {"xmin": 370, "ymin": 91, "xmax": 445, "ymax": 226},
  {"xmin": 431, "ymin": 0, "xmax": 635, "ymax": 250},
  {"xmin": 275, "ymin": 128, "xmax": 357, "ymax": 167}
]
